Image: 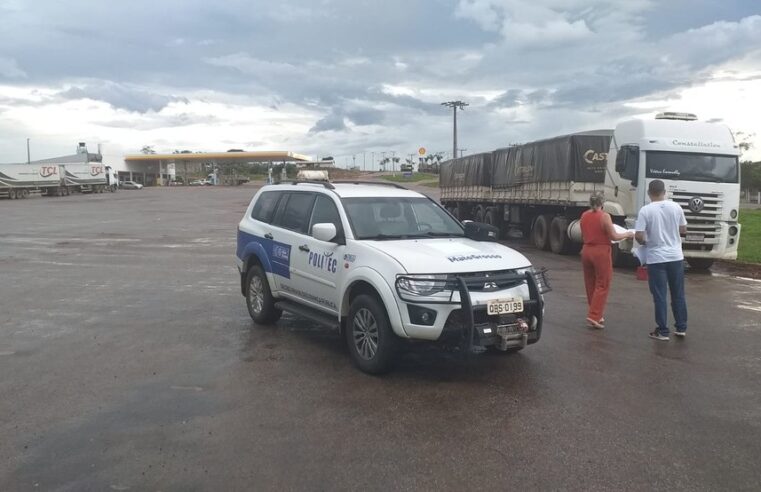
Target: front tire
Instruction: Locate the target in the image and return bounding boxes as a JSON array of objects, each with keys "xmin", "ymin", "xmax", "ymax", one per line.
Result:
[
  {"xmin": 346, "ymin": 294, "xmax": 398, "ymax": 374},
  {"xmin": 686, "ymin": 258, "xmax": 714, "ymax": 271},
  {"xmin": 246, "ymin": 265, "xmax": 281, "ymax": 324}
]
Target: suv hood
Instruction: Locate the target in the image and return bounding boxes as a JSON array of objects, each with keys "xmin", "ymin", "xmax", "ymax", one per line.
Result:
[{"xmin": 365, "ymin": 238, "xmax": 531, "ymax": 274}]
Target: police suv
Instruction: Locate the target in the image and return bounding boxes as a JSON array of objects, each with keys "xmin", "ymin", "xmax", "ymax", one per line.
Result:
[{"xmin": 236, "ymin": 181, "xmax": 549, "ymax": 374}]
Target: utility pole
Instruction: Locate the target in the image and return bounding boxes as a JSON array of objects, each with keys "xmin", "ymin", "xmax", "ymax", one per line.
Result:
[
  {"xmin": 26, "ymin": 138, "xmax": 30, "ymax": 164},
  {"xmin": 441, "ymin": 101, "xmax": 468, "ymax": 161},
  {"xmin": 371, "ymin": 151, "xmax": 375, "ymax": 171},
  {"xmin": 352, "ymin": 154, "xmax": 356, "ymax": 169},
  {"xmin": 363, "ymin": 152, "xmax": 366, "ymax": 171}
]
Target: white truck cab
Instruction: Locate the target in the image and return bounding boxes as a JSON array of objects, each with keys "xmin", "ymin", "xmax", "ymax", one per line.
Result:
[
  {"xmin": 236, "ymin": 181, "xmax": 549, "ymax": 373},
  {"xmin": 604, "ymin": 113, "xmax": 742, "ymax": 269}
]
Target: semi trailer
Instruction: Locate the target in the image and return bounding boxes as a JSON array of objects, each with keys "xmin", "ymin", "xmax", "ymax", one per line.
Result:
[
  {"xmin": 0, "ymin": 163, "xmax": 114, "ymax": 198},
  {"xmin": 0, "ymin": 164, "xmax": 64, "ymax": 199},
  {"xmin": 440, "ymin": 113, "xmax": 741, "ymax": 270}
]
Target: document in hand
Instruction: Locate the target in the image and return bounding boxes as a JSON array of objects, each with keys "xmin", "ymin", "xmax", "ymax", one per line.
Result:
[{"xmin": 611, "ymin": 224, "xmax": 637, "ymax": 244}]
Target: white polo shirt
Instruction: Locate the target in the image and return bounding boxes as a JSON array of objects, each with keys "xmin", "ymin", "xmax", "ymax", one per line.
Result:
[{"xmin": 635, "ymin": 199, "xmax": 687, "ymax": 264}]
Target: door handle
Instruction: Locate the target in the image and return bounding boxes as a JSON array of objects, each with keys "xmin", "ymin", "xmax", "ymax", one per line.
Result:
[
  {"xmin": 264, "ymin": 233, "xmax": 273, "ymax": 240},
  {"xmin": 299, "ymin": 244, "xmax": 310, "ymax": 252}
]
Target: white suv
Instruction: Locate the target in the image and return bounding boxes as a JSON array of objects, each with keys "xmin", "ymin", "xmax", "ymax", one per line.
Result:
[{"xmin": 236, "ymin": 181, "xmax": 549, "ymax": 373}]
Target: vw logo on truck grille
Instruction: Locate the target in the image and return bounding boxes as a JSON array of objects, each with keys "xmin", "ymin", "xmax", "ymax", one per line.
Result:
[{"xmin": 689, "ymin": 196, "xmax": 705, "ymax": 213}]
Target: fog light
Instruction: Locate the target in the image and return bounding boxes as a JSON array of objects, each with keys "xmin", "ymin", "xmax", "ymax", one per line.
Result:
[
  {"xmin": 729, "ymin": 238, "xmax": 735, "ymax": 245},
  {"xmin": 407, "ymin": 305, "xmax": 437, "ymax": 326},
  {"xmin": 730, "ymin": 209, "xmax": 738, "ymax": 219},
  {"xmin": 729, "ymin": 226, "xmax": 738, "ymax": 236}
]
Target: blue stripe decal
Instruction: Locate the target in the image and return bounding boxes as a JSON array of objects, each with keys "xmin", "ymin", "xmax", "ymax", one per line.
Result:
[{"xmin": 237, "ymin": 229, "xmax": 291, "ymax": 279}]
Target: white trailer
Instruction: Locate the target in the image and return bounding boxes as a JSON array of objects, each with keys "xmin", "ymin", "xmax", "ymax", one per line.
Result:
[
  {"xmin": 0, "ymin": 164, "xmax": 64, "ymax": 199},
  {"xmin": 61, "ymin": 163, "xmax": 109, "ymax": 194}
]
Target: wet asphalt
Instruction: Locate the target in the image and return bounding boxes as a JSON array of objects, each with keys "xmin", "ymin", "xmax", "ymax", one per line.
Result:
[{"xmin": 1, "ymin": 185, "xmax": 760, "ymax": 491}]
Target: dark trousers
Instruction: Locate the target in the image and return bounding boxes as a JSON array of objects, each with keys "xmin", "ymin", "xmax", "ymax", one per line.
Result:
[{"xmin": 647, "ymin": 260, "xmax": 688, "ymax": 335}]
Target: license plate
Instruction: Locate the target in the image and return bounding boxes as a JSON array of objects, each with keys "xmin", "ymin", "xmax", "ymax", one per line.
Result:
[
  {"xmin": 487, "ymin": 298, "xmax": 523, "ymax": 315},
  {"xmin": 686, "ymin": 233, "xmax": 704, "ymax": 242}
]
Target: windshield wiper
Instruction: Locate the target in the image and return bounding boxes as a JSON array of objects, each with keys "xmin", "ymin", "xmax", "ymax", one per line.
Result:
[
  {"xmin": 418, "ymin": 231, "xmax": 465, "ymax": 237},
  {"xmin": 363, "ymin": 234, "xmax": 409, "ymax": 240}
]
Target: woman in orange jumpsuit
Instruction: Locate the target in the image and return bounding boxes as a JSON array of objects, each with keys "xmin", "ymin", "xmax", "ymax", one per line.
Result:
[{"xmin": 580, "ymin": 193, "xmax": 634, "ymax": 328}]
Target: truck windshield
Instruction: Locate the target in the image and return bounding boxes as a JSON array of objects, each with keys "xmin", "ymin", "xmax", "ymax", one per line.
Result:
[
  {"xmin": 645, "ymin": 151, "xmax": 738, "ymax": 183},
  {"xmin": 343, "ymin": 197, "xmax": 464, "ymax": 240}
]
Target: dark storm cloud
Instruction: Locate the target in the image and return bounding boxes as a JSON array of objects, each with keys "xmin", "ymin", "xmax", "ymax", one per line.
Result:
[{"xmin": 59, "ymin": 82, "xmax": 188, "ymax": 113}]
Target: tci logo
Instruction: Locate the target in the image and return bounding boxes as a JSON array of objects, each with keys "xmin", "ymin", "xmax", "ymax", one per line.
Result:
[
  {"xmin": 90, "ymin": 166, "xmax": 103, "ymax": 176},
  {"xmin": 584, "ymin": 149, "xmax": 608, "ymax": 165},
  {"xmin": 40, "ymin": 166, "xmax": 58, "ymax": 178}
]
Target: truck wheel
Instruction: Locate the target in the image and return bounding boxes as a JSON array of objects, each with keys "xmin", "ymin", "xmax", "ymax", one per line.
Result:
[
  {"xmin": 532, "ymin": 214, "xmax": 552, "ymax": 251},
  {"xmin": 21, "ymin": 189, "xmax": 29, "ymax": 199},
  {"xmin": 9, "ymin": 189, "xmax": 17, "ymax": 200},
  {"xmin": 549, "ymin": 216, "xmax": 573, "ymax": 254},
  {"xmin": 686, "ymin": 258, "xmax": 714, "ymax": 271},
  {"xmin": 246, "ymin": 265, "xmax": 281, "ymax": 324},
  {"xmin": 346, "ymin": 294, "xmax": 398, "ymax": 374}
]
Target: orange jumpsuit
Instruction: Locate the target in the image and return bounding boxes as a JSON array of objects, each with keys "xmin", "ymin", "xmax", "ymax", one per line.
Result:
[{"xmin": 580, "ymin": 210, "xmax": 613, "ymax": 322}]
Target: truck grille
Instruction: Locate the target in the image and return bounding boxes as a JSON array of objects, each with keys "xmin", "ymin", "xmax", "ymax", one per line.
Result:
[{"xmin": 670, "ymin": 192, "xmax": 722, "ymax": 246}]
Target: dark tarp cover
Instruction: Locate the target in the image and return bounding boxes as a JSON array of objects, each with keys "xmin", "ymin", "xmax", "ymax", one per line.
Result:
[
  {"xmin": 492, "ymin": 130, "xmax": 612, "ymax": 187},
  {"xmin": 439, "ymin": 152, "xmax": 493, "ymax": 187}
]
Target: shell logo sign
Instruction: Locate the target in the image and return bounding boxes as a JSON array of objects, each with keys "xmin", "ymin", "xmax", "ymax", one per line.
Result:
[{"xmin": 40, "ymin": 166, "xmax": 58, "ymax": 178}]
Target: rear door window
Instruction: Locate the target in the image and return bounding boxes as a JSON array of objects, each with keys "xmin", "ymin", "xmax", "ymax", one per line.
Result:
[{"xmin": 273, "ymin": 192, "xmax": 316, "ymax": 234}]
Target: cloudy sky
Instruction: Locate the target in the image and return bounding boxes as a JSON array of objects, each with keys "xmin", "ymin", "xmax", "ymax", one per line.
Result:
[{"xmin": 1, "ymin": 0, "xmax": 760, "ymax": 167}]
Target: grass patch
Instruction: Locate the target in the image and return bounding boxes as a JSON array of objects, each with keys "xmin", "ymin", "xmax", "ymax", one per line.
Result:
[
  {"xmin": 738, "ymin": 209, "xmax": 761, "ymax": 263},
  {"xmin": 419, "ymin": 180, "xmax": 440, "ymax": 187},
  {"xmin": 381, "ymin": 173, "xmax": 438, "ymax": 183}
]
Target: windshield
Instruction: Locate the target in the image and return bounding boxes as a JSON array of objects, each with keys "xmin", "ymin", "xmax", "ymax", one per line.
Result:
[
  {"xmin": 342, "ymin": 197, "xmax": 464, "ymax": 240},
  {"xmin": 645, "ymin": 151, "xmax": 738, "ymax": 183}
]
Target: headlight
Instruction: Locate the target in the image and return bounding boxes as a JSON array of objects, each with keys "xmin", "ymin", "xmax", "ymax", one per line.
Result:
[
  {"xmin": 730, "ymin": 209, "xmax": 738, "ymax": 219},
  {"xmin": 396, "ymin": 274, "xmax": 449, "ymax": 296}
]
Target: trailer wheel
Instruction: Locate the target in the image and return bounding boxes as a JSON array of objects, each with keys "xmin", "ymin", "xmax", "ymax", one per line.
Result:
[
  {"xmin": 532, "ymin": 214, "xmax": 552, "ymax": 251},
  {"xmin": 549, "ymin": 216, "xmax": 574, "ymax": 255},
  {"xmin": 9, "ymin": 189, "xmax": 17, "ymax": 200},
  {"xmin": 21, "ymin": 189, "xmax": 30, "ymax": 199}
]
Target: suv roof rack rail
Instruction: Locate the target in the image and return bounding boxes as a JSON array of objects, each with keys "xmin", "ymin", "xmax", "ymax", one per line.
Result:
[
  {"xmin": 286, "ymin": 180, "xmax": 335, "ymax": 189},
  {"xmin": 331, "ymin": 180, "xmax": 408, "ymax": 190}
]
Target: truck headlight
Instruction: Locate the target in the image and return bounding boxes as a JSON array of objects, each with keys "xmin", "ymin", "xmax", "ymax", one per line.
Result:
[
  {"xmin": 730, "ymin": 209, "xmax": 738, "ymax": 219},
  {"xmin": 396, "ymin": 274, "xmax": 449, "ymax": 297}
]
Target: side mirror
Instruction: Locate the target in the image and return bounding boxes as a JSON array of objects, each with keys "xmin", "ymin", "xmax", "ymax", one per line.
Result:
[
  {"xmin": 464, "ymin": 221, "xmax": 499, "ymax": 242},
  {"xmin": 312, "ymin": 223, "xmax": 338, "ymax": 243}
]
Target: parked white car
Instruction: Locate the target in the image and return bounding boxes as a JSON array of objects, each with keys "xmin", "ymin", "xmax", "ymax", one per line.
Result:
[
  {"xmin": 121, "ymin": 181, "xmax": 143, "ymax": 190},
  {"xmin": 236, "ymin": 181, "xmax": 549, "ymax": 373}
]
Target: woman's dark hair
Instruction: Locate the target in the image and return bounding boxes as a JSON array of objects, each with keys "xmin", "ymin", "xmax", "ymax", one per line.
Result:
[{"xmin": 589, "ymin": 193, "xmax": 604, "ymax": 209}]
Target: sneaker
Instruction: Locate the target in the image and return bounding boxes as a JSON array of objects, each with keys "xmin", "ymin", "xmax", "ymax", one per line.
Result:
[
  {"xmin": 674, "ymin": 331, "xmax": 686, "ymax": 338},
  {"xmin": 649, "ymin": 331, "xmax": 669, "ymax": 341}
]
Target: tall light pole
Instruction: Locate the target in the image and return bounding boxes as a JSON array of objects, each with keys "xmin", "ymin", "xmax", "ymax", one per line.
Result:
[
  {"xmin": 26, "ymin": 138, "xmax": 30, "ymax": 164},
  {"xmin": 441, "ymin": 100, "xmax": 468, "ymax": 160}
]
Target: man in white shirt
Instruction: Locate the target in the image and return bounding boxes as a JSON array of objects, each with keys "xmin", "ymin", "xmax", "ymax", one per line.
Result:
[{"xmin": 635, "ymin": 179, "xmax": 688, "ymax": 341}]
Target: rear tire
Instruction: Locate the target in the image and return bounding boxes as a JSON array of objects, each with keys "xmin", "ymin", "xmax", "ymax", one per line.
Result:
[
  {"xmin": 345, "ymin": 294, "xmax": 398, "ymax": 374},
  {"xmin": 549, "ymin": 216, "xmax": 573, "ymax": 254},
  {"xmin": 686, "ymin": 258, "xmax": 714, "ymax": 271},
  {"xmin": 532, "ymin": 214, "xmax": 552, "ymax": 251},
  {"xmin": 245, "ymin": 264, "xmax": 282, "ymax": 324}
]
